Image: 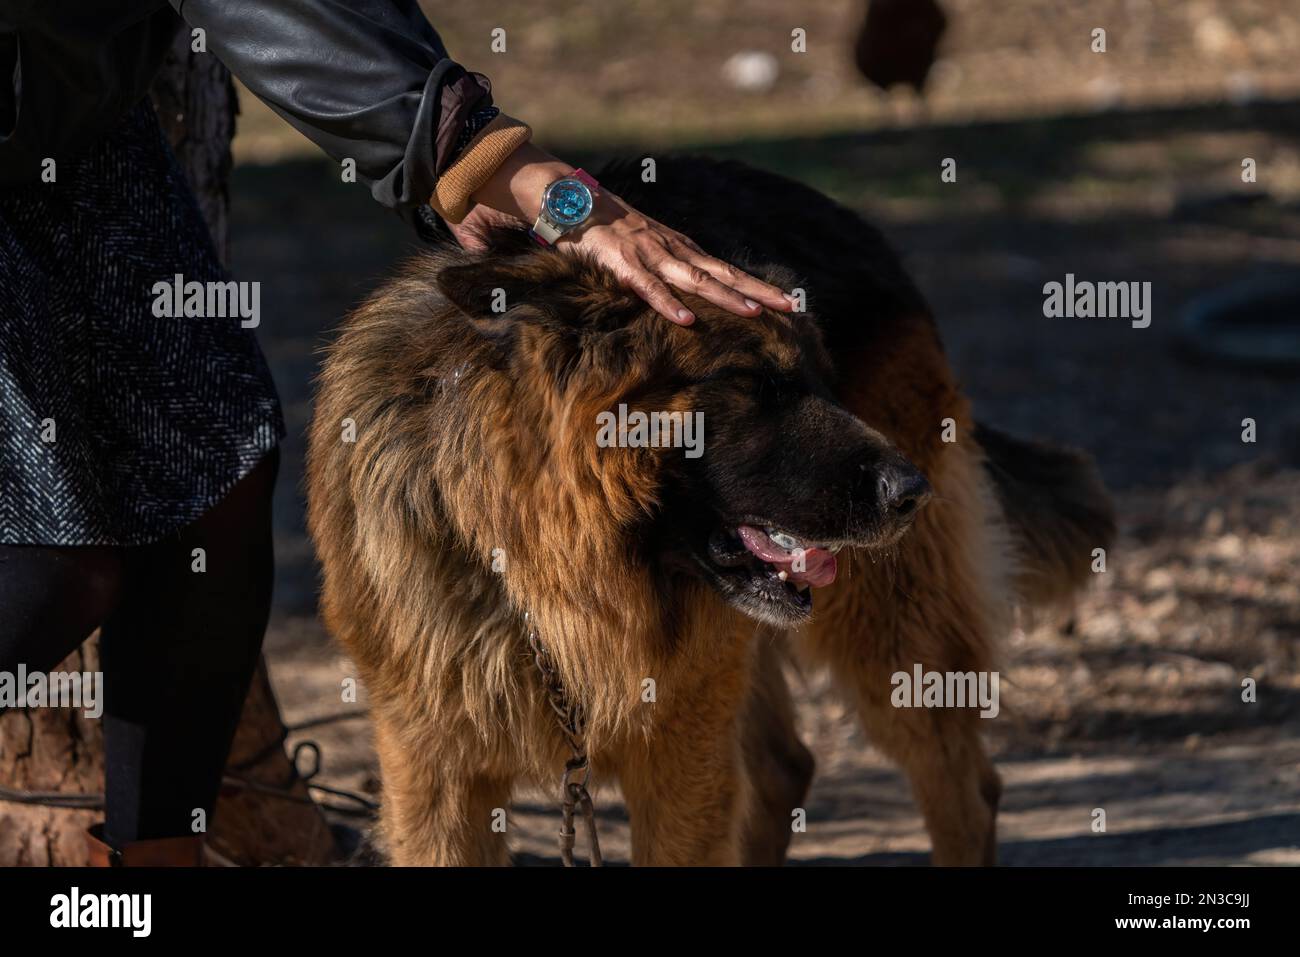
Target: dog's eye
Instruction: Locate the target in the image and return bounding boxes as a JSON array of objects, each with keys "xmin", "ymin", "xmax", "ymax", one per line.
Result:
[
  {"xmin": 736, "ymin": 370, "xmax": 793, "ymax": 402},
  {"xmin": 696, "ymin": 366, "xmax": 800, "ymax": 409},
  {"xmin": 700, "ymin": 366, "xmax": 770, "ymax": 388}
]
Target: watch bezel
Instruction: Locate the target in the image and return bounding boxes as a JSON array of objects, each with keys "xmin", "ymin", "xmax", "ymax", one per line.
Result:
[{"xmin": 541, "ymin": 176, "xmax": 595, "ymax": 231}]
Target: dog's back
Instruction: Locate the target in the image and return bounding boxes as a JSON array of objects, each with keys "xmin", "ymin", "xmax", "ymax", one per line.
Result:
[
  {"xmin": 601, "ymin": 156, "xmax": 1112, "ymax": 864},
  {"xmin": 599, "ymin": 156, "xmax": 1115, "ymax": 612}
]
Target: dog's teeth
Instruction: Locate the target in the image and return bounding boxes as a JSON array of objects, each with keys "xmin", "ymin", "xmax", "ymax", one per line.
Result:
[
  {"xmin": 768, "ymin": 530, "xmax": 801, "ymax": 550},
  {"xmin": 778, "ymin": 570, "xmax": 789, "ymax": 582}
]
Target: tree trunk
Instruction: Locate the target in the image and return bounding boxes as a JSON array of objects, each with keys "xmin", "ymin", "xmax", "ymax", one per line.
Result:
[{"xmin": 0, "ymin": 27, "xmax": 334, "ymax": 866}]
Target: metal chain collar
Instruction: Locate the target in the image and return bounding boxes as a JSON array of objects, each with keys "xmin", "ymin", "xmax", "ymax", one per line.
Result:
[{"xmin": 524, "ymin": 611, "xmax": 603, "ymax": 867}]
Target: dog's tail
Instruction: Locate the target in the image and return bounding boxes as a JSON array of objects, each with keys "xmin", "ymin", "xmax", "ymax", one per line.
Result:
[{"xmin": 975, "ymin": 422, "xmax": 1116, "ymax": 611}]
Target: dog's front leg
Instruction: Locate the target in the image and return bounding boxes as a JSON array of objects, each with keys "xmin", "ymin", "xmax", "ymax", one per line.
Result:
[
  {"xmin": 373, "ymin": 712, "xmax": 514, "ymax": 866},
  {"xmin": 615, "ymin": 657, "xmax": 753, "ymax": 866},
  {"xmin": 618, "ymin": 733, "xmax": 748, "ymax": 866},
  {"xmin": 739, "ymin": 637, "xmax": 815, "ymax": 866}
]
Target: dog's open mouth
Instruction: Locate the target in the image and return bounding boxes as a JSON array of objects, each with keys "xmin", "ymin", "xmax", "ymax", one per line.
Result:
[{"xmin": 696, "ymin": 523, "xmax": 843, "ymax": 626}]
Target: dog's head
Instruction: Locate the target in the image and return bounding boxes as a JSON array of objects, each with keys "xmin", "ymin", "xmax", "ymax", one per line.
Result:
[{"xmin": 435, "ymin": 234, "xmax": 929, "ymax": 628}]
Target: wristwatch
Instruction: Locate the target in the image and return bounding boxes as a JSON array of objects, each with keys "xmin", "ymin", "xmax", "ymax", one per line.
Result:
[{"xmin": 529, "ymin": 169, "xmax": 600, "ymax": 245}]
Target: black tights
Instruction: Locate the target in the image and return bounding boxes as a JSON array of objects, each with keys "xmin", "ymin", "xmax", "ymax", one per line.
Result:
[{"xmin": 0, "ymin": 449, "xmax": 278, "ymax": 847}]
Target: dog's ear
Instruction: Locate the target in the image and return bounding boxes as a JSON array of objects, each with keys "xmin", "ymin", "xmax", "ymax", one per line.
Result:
[{"xmin": 436, "ymin": 257, "xmax": 554, "ymax": 346}]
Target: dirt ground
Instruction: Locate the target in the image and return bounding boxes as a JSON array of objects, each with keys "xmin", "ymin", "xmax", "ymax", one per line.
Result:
[{"xmin": 232, "ymin": 0, "xmax": 1300, "ymax": 864}]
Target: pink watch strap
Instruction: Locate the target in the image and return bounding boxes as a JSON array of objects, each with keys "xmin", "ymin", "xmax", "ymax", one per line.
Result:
[{"xmin": 572, "ymin": 168, "xmax": 600, "ymax": 191}]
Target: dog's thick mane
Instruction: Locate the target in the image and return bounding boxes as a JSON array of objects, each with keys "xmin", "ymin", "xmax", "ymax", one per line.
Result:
[
  {"xmin": 309, "ymin": 234, "xmax": 800, "ymax": 749},
  {"xmin": 306, "ymin": 155, "xmax": 1116, "ymax": 865}
]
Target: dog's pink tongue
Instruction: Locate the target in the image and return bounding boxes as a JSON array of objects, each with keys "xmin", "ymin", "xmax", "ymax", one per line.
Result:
[
  {"xmin": 736, "ymin": 525, "xmax": 838, "ymax": 588},
  {"xmin": 788, "ymin": 549, "xmax": 838, "ymax": 587}
]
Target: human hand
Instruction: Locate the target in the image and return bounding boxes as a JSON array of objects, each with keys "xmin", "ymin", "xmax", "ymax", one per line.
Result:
[{"xmin": 462, "ymin": 144, "xmax": 794, "ymax": 325}]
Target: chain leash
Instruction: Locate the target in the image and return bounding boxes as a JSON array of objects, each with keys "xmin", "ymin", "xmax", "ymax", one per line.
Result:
[{"xmin": 524, "ymin": 611, "xmax": 603, "ymax": 867}]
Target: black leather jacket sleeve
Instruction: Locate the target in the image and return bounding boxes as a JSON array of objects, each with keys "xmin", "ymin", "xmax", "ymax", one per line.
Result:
[{"xmin": 170, "ymin": 0, "xmax": 494, "ymax": 215}]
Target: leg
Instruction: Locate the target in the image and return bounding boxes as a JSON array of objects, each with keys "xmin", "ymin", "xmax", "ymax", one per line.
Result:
[
  {"xmin": 740, "ymin": 636, "xmax": 815, "ymax": 866},
  {"xmin": 857, "ymin": 696, "xmax": 1001, "ymax": 865},
  {"xmin": 805, "ymin": 442, "xmax": 1009, "ymax": 866},
  {"xmin": 617, "ymin": 645, "xmax": 754, "ymax": 867},
  {"xmin": 371, "ymin": 712, "xmax": 513, "ymax": 866},
  {"xmin": 823, "ymin": 587, "xmax": 1004, "ymax": 865},
  {"xmin": 620, "ymin": 740, "xmax": 747, "ymax": 867},
  {"xmin": 97, "ymin": 450, "xmax": 278, "ymax": 846},
  {"xmin": 0, "ymin": 544, "xmax": 124, "ymax": 674}
]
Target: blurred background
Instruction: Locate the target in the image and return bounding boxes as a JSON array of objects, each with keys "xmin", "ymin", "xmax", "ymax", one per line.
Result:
[{"xmin": 236, "ymin": 0, "xmax": 1300, "ymax": 864}]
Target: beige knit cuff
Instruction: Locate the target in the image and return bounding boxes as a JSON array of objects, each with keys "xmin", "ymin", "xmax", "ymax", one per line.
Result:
[{"xmin": 429, "ymin": 114, "xmax": 533, "ymax": 224}]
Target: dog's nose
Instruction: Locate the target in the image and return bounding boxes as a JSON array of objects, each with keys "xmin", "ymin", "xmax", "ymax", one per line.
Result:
[{"xmin": 878, "ymin": 464, "xmax": 932, "ymax": 519}]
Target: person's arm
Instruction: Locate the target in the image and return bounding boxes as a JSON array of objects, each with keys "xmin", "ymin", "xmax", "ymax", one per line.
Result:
[
  {"xmin": 170, "ymin": 0, "xmax": 500, "ymax": 215},
  {"xmin": 170, "ymin": 0, "xmax": 792, "ymax": 323}
]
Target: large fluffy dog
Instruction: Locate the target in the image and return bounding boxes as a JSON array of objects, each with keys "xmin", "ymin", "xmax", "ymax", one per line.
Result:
[{"xmin": 306, "ymin": 157, "xmax": 1113, "ymax": 866}]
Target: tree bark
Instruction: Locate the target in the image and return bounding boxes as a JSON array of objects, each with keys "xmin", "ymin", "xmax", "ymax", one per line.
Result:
[{"xmin": 0, "ymin": 27, "xmax": 334, "ymax": 866}]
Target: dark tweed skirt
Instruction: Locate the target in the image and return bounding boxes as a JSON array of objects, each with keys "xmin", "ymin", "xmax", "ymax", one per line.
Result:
[{"xmin": 0, "ymin": 102, "xmax": 284, "ymax": 545}]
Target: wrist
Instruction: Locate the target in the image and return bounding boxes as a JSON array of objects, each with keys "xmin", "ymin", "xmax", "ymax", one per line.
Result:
[
  {"xmin": 470, "ymin": 143, "xmax": 571, "ymax": 222},
  {"xmin": 428, "ymin": 114, "xmax": 533, "ymax": 223}
]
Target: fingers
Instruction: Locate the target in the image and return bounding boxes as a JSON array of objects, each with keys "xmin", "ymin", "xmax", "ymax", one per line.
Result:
[
  {"xmin": 661, "ymin": 236, "xmax": 793, "ymax": 315},
  {"xmin": 698, "ymin": 254, "xmax": 794, "ymax": 313},
  {"xmin": 447, "ymin": 217, "xmax": 488, "ymax": 253},
  {"xmin": 449, "ymin": 204, "xmax": 527, "ymax": 253},
  {"xmin": 628, "ymin": 266, "xmax": 696, "ymax": 325},
  {"xmin": 553, "ymin": 196, "xmax": 795, "ymax": 325},
  {"xmin": 659, "ymin": 256, "xmax": 765, "ymax": 319},
  {"xmin": 631, "ymin": 238, "xmax": 795, "ymax": 324}
]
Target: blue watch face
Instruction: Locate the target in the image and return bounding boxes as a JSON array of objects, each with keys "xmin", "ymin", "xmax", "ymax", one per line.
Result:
[{"xmin": 545, "ymin": 178, "xmax": 594, "ymax": 227}]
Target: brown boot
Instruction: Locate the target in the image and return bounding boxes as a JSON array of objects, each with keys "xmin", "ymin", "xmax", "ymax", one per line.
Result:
[{"xmin": 85, "ymin": 824, "xmax": 204, "ymax": 867}]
